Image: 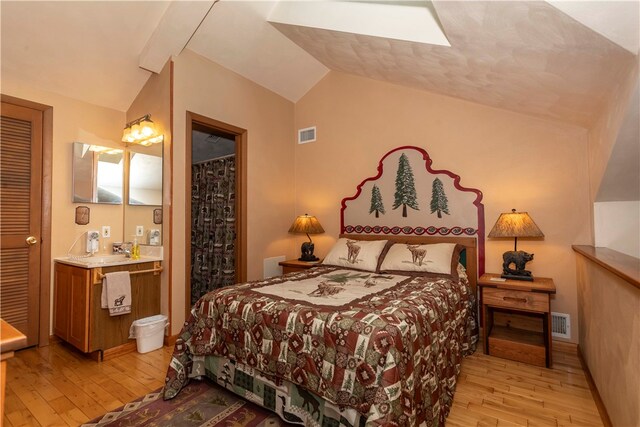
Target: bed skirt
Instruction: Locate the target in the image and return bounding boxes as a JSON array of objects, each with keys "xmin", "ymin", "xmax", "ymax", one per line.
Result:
[{"xmin": 203, "ymin": 354, "xmax": 367, "ymax": 427}]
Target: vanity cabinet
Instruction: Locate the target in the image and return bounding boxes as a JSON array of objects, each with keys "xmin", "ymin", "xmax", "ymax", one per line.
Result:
[
  {"xmin": 53, "ymin": 263, "xmax": 91, "ymax": 351},
  {"xmin": 53, "ymin": 260, "xmax": 162, "ymax": 359}
]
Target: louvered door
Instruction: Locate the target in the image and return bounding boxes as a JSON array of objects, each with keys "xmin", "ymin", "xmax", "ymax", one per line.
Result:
[{"xmin": 0, "ymin": 102, "xmax": 43, "ymax": 348}]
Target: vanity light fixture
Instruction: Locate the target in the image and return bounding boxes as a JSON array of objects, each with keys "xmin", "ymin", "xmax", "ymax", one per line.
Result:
[{"xmin": 121, "ymin": 114, "xmax": 164, "ymax": 146}]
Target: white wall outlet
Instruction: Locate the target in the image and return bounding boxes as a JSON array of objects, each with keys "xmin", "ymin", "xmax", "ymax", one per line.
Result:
[
  {"xmin": 102, "ymin": 226, "xmax": 111, "ymax": 238},
  {"xmin": 136, "ymin": 225, "xmax": 144, "ymax": 237}
]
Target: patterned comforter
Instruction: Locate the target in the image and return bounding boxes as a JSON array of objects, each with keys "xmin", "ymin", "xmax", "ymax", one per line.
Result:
[{"xmin": 164, "ymin": 266, "xmax": 478, "ymax": 426}]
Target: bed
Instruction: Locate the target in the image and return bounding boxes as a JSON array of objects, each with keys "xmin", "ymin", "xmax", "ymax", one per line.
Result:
[{"xmin": 164, "ymin": 146, "xmax": 485, "ymax": 427}]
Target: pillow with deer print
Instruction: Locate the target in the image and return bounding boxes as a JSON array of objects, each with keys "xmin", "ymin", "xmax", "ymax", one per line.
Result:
[
  {"xmin": 322, "ymin": 238, "xmax": 388, "ymax": 272},
  {"xmin": 379, "ymin": 243, "xmax": 461, "ymax": 276}
]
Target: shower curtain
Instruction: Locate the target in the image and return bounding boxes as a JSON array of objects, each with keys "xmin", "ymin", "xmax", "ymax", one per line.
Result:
[{"xmin": 190, "ymin": 156, "xmax": 236, "ymax": 305}]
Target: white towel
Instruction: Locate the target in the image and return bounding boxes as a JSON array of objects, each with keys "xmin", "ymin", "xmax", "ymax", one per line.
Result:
[{"xmin": 101, "ymin": 271, "xmax": 132, "ymax": 316}]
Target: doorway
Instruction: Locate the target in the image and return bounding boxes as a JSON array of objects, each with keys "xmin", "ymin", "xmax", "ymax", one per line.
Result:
[
  {"xmin": 0, "ymin": 96, "xmax": 52, "ymax": 348},
  {"xmin": 185, "ymin": 113, "xmax": 246, "ymax": 313}
]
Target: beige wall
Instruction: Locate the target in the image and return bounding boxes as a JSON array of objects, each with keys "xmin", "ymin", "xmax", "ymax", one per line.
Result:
[
  {"xmin": 126, "ymin": 60, "xmax": 172, "ymax": 319},
  {"xmin": 170, "ymin": 50, "xmax": 296, "ymax": 334},
  {"xmin": 587, "ymin": 61, "xmax": 638, "ymax": 204},
  {"xmin": 294, "ymin": 71, "xmax": 591, "ymax": 342},
  {"xmin": 575, "ymin": 254, "xmax": 640, "ymax": 427},
  {"xmin": 2, "ymin": 81, "xmax": 126, "ymax": 333},
  {"xmin": 594, "ymin": 201, "xmax": 640, "ymax": 258},
  {"xmin": 5, "ymin": 51, "xmax": 624, "ymax": 351}
]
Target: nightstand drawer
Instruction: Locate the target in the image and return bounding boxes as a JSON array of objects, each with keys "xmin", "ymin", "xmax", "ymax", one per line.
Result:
[
  {"xmin": 279, "ymin": 260, "xmax": 321, "ymax": 275},
  {"xmin": 483, "ymin": 287, "xmax": 549, "ymax": 312}
]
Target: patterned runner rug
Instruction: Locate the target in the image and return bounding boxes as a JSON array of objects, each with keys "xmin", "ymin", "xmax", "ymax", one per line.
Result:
[{"xmin": 82, "ymin": 379, "xmax": 285, "ymax": 426}]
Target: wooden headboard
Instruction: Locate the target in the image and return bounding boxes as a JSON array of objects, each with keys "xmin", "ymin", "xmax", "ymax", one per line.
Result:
[
  {"xmin": 339, "ymin": 146, "xmax": 485, "ymax": 291},
  {"xmin": 340, "ymin": 233, "xmax": 479, "ymax": 295}
]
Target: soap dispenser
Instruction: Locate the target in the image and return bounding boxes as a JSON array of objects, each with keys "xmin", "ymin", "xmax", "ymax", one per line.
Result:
[{"xmin": 131, "ymin": 237, "xmax": 140, "ymax": 260}]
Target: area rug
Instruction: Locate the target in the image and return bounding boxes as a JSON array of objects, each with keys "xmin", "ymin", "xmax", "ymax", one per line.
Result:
[{"xmin": 82, "ymin": 379, "xmax": 284, "ymax": 426}]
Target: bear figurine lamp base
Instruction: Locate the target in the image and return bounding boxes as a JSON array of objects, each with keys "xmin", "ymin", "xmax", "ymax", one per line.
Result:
[{"xmin": 488, "ymin": 209, "xmax": 544, "ymax": 282}]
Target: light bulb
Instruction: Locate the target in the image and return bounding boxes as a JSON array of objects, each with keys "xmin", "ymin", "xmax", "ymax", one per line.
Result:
[
  {"xmin": 131, "ymin": 123, "xmax": 141, "ymax": 140},
  {"xmin": 139, "ymin": 118, "xmax": 155, "ymax": 137}
]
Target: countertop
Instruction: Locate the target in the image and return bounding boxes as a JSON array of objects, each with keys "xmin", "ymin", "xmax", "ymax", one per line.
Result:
[
  {"xmin": 0, "ymin": 319, "xmax": 27, "ymax": 356},
  {"xmin": 54, "ymin": 254, "xmax": 163, "ymax": 268}
]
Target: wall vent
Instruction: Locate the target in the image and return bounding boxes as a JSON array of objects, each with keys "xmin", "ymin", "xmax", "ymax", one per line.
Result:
[
  {"xmin": 298, "ymin": 126, "xmax": 316, "ymax": 144},
  {"xmin": 551, "ymin": 312, "xmax": 571, "ymax": 339}
]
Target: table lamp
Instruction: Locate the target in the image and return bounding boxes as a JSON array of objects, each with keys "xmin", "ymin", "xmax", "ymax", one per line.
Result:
[
  {"xmin": 488, "ymin": 208, "xmax": 544, "ymax": 281},
  {"xmin": 289, "ymin": 214, "xmax": 324, "ymax": 262}
]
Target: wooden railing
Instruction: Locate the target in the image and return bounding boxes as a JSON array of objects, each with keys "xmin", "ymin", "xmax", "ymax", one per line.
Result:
[{"xmin": 572, "ymin": 245, "xmax": 639, "ymax": 289}]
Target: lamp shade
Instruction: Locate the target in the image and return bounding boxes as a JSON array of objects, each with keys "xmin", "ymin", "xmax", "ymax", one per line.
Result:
[
  {"xmin": 488, "ymin": 209, "xmax": 544, "ymax": 238},
  {"xmin": 288, "ymin": 214, "xmax": 325, "ymax": 235}
]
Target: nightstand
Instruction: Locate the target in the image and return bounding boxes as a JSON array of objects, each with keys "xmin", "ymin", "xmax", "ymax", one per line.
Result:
[
  {"xmin": 479, "ymin": 273, "xmax": 556, "ymax": 367},
  {"xmin": 279, "ymin": 259, "xmax": 321, "ymax": 274}
]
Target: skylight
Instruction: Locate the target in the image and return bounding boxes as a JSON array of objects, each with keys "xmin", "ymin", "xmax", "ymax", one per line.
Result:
[{"xmin": 268, "ymin": 0, "xmax": 451, "ymax": 46}]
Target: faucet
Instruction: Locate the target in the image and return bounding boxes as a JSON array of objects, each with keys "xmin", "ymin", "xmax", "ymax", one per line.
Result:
[{"xmin": 123, "ymin": 242, "xmax": 133, "ymax": 258}]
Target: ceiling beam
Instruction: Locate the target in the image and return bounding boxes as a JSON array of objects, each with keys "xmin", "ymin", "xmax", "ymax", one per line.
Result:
[{"xmin": 139, "ymin": 1, "xmax": 215, "ymax": 73}]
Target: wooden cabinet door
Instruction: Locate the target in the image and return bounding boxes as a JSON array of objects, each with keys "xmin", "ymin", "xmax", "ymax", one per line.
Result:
[
  {"xmin": 53, "ymin": 263, "xmax": 71, "ymax": 340},
  {"xmin": 67, "ymin": 267, "xmax": 90, "ymax": 352},
  {"xmin": 0, "ymin": 102, "xmax": 43, "ymax": 348},
  {"xmin": 53, "ymin": 263, "xmax": 90, "ymax": 352}
]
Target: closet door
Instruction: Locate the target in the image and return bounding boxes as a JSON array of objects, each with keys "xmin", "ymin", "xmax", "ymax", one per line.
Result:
[{"xmin": 0, "ymin": 102, "xmax": 43, "ymax": 348}]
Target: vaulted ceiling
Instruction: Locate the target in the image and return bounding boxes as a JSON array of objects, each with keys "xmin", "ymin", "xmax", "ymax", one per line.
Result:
[
  {"xmin": 1, "ymin": 1, "xmax": 170, "ymax": 111},
  {"xmin": 2, "ymin": 1, "xmax": 637, "ymax": 127},
  {"xmin": 271, "ymin": 1, "xmax": 636, "ymax": 127}
]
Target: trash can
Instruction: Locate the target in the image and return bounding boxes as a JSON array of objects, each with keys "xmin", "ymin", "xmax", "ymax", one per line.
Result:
[{"xmin": 129, "ymin": 314, "xmax": 168, "ymax": 353}]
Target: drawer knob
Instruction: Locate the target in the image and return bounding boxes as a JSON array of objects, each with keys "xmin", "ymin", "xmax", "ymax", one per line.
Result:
[{"xmin": 503, "ymin": 296, "xmax": 527, "ymax": 303}]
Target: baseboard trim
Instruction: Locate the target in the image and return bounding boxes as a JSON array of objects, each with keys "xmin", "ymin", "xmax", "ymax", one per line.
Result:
[
  {"xmin": 164, "ymin": 334, "xmax": 178, "ymax": 347},
  {"xmin": 102, "ymin": 341, "xmax": 138, "ymax": 361},
  {"xmin": 577, "ymin": 345, "xmax": 613, "ymax": 427},
  {"xmin": 552, "ymin": 339, "xmax": 576, "ymax": 353},
  {"xmin": 48, "ymin": 334, "xmax": 62, "ymax": 345}
]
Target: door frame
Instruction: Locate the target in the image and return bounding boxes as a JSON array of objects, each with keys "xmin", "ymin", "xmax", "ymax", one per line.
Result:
[
  {"xmin": 185, "ymin": 112, "xmax": 247, "ymax": 318},
  {"xmin": 1, "ymin": 94, "xmax": 53, "ymax": 347}
]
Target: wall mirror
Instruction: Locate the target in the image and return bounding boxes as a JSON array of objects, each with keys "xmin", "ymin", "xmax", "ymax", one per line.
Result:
[
  {"xmin": 124, "ymin": 144, "xmax": 163, "ymax": 245},
  {"xmin": 72, "ymin": 142, "xmax": 123, "ymax": 204},
  {"xmin": 129, "ymin": 152, "xmax": 162, "ymax": 205}
]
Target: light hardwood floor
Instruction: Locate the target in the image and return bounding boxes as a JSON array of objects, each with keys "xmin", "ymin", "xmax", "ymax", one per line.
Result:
[
  {"xmin": 3, "ymin": 341, "xmax": 603, "ymax": 426},
  {"xmin": 447, "ymin": 342, "xmax": 604, "ymax": 427}
]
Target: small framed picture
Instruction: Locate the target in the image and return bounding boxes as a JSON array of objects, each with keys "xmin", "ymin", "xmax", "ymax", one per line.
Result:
[
  {"xmin": 153, "ymin": 208, "xmax": 162, "ymax": 224},
  {"xmin": 75, "ymin": 206, "xmax": 90, "ymax": 225}
]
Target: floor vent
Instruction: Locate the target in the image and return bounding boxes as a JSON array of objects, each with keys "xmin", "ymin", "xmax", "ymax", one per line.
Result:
[
  {"xmin": 298, "ymin": 126, "xmax": 316, "ymax": 144},
  {"xmin": 551, "ymin": 312, "xmax": 571, "ymax": 339}
]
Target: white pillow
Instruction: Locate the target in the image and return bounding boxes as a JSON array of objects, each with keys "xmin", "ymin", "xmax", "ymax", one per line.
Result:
[
  {"xmin": 379, "ymin": 243, "xmax": 458, "ymax": 275},
  {"xmin": 322, "ymin": 238, "xmax": 388, "ymax": 272}
]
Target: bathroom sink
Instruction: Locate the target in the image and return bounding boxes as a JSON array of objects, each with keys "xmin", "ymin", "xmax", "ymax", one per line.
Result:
[{"xmin": 87, "ymin": 255, "xmax": 132, "ymax": 264}]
